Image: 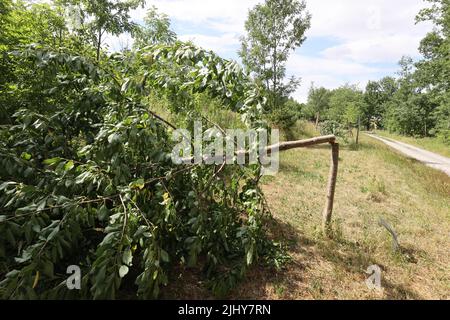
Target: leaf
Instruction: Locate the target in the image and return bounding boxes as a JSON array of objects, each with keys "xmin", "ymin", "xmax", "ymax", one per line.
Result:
[
  {"xmin": 5, "ymin": 270, "xmax": 20, "ymax": 278},
  {"xmin": 118, "ymin": 265, "xmax": 129, "ymax": 278},
  {"xmin": 95, "ymin": 265, "xmax": 106, "ymax": 284},
  {"xmin": 121, "ymin": 78, "xmax": 131, "ymax": 92},
  {"xmin": 32, "ymin": 223, "xmax": 41, "ymax": 233},
  {"xmin": 184, "ymin": 236, "xmax": 196, "ymax": 245},
  {"xmin": 15, "ymin": 253, "xmax": 32, "ymax": 264},
  {"xmin": 43, "ymin": 158, "xmax": 61, "ymax": 166},
  {"xmin": 41, "ymin": 260, "xmax": 54, "ymax": 278},
  {"xmin": 65, "ymin": 179, "xmax": 73, "ymax": 188},
  {"xmin": 21, "ymin": 152, "xmax": 32, "ymax": 160},
  {"xmin": 37, "ymin": 199, "xmax": 46, "ymax": 212},
  {"xmin": 100, "ymin": 232, "xmax": 119, "ymax": 246},
  {"xmin": 24, "ymin": 167, "xmax": 33, "ymax": 177},
  {"xmin": 246, "ymin": 244, "xmax": 254, "ymax": 266},
  {"xmin": 32, "ymin": 271, "xmax": 40, "ymax": 289},
  {"xmin": 134, "ymin": 225, "xmax": 149, "ymax": 238},
  {"xmin": 64, "ymin": 160, "xmax": 74, "ymax": 171},
  {"xmin": 75, "ymin": 171, "xmax": 90, "ymax": 185},
  {"xmin": 0, "ymin": 182, "xmax": 16, "ymax": 191},
  {"xmin": 160, "ymin": 249, "xmax": 169, "ymax": 263},
  {"xmin": 122, "ymin": 249, "xmax": 133, "ymax": 266},
  {"xmin": 108, "ymin": 133, "xmax": 121, "ymax": 144},
  {"xmin": 46, "ymin": 225, "xmax": 60, "ymax": 241},
  {"xmin": 0, "ymin": 215, "xmax": 6, "ymax": 223},
  {"xmin": 97, "ymin": 205, "xmax": 109, "ymax": 221},
  {"xmin": 130, "ymin": 178, "xmax": 145, "ymax": 190}
]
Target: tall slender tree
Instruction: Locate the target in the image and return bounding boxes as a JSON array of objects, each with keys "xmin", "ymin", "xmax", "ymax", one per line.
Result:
[
  {"xmin": 62, "ymin": 0, "xmax": 145, "ymax": 60},
  {"xmin": 133, "ymin": 6, "xmax": 176, "ymax": 49},
  {"xmin": 307, "ymin": 85, "xmax": 331, "ymax": 128},
  {"xmin": 239, "ymin": 0, "xmax": 311, "ymax": 113}
]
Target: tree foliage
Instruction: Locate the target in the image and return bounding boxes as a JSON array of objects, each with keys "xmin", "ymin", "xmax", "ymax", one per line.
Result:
[
  {"xmin": 61, "ymin": 0, "xmax": 145, "ymax": 60},
  {"xmin": 239, "ymin": 0, "xmax": 311, "ymax": 115},
  {"xmin": 0, "ymin": 1, "xmax": 282, "ymax": 300},
  {"xmin": 363, "ymin": 77, "xmax": 397, "ymax": 130},
  {"xmin": 305, "ymin": 85, "xmax": 364, "ymax": 142},
  {"xmin": 306, "ymin": 85, "xmax": 331, "ymax": 126},
  {"xmin": 415, "ymin": 0, "xmax": 450, "ymax": 142},
  {"xmin": 364, "ymin": 1, "xmax": 449, "ymax": 140},
  {"xmin": 133, "ymin": 6, "xmax": 177, "ymax": 49}
]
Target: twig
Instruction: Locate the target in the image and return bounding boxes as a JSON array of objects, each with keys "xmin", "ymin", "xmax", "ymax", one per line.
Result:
[
  {"xmin": 129, "ymin": 198, "xmax": 154, "ymax": 228},
  {"xmin": 148, "ymin": 109, "xmax": 178, "ymax": 131},
  {"xmin": 379, "ymin": 217, "xmax": 400, "ymax": 251},
  {"xmin": 0, "ymin": 196, "xmax": 118, "ymax": 220},
  {"xmin": 119, "ymin": 195, "xmax": 129, "ymax": 246}
]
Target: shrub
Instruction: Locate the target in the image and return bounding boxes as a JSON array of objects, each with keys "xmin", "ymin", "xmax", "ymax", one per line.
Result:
[{"xmin": 0, "ymin": 44, "xmax": 282, "ymax": 299}]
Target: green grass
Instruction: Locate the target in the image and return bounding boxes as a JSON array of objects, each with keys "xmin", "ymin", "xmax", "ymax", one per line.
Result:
[{"xmin": 375, "ymin": 130, "xmax": 450, "ymax": 158}]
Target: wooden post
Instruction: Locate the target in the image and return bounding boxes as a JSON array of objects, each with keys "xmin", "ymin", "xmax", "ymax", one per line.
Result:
[
  {"xmin": 356, "ymin": 116, "xmax": 360, "ymax": 145},
  {"xmin": 322, "ymin": 142, "xmax": 339, "ymax": 236},
  {"xmin": 181, "ymin": 134, "xmax": 340, "ymax": 237}
]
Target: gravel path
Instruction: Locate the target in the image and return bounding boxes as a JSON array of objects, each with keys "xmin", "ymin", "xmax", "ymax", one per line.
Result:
[{"xmin": 366, "ymin": 133, "xmax": 450, "ymax": 177}]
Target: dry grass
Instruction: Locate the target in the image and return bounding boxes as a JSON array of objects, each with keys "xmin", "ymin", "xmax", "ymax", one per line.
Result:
[{"xmin": 163, "ymin": 122, "xmax": 450, "ymax": 300}]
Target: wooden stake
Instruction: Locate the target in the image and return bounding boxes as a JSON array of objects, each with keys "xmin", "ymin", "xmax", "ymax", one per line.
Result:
[
  {"xmin": 323, "ymin": 142, "xmax": 339, "ymax": 236},
  {"xmin": 356, "ymin": 116, "xmax": 360, "ymax": 145},
  {"xmin": 266, "ymin": 135, "xmax": 336, "ymax": 154},
  {"xmin": 181, "ymin": 134, "xmax": 340, "ymax": 237}
]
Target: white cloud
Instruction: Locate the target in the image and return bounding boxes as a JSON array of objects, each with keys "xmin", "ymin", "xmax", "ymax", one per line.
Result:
[
  {"xmin": 286, "ymin": 54, "xmax": 394, "ymax": 102},
  {"xmin": 287, "ymin": 55, "xmax": 383, "ymax": 77},
  {"xmin": 320, "ymin": 34, "xmax": 425, "ymax": 64},
  {"xmin": 305, "ymin": 0, "xmax": 431, "ymax": 40},
  {"xmin": 103, "ymin": 33, "xmax": 134, "ymax": 52},
  {"xmin": 178, "ymin": 33, "xmax": 241, "ymax": 56},
  {"xmin": 137, "ymin": 0, "xmax": 432, "ymax": 42},
  {"xmin": 124, "ymin": 0, "xmax": 434, "ymax": 102},
  {"xmin": 130, "ymin": 0, "xmax": 261, "ymax": 34}
]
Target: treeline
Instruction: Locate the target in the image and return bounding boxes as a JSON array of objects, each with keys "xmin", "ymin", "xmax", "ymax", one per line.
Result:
[{"xmin": 298, "ymin": 0, "xmax": 449, "ymax": 143}]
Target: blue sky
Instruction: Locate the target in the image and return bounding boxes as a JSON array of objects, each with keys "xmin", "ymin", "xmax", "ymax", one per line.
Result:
[{"xmin": 106, "ymin": 0, "xmax": 433, "ymax": 102}]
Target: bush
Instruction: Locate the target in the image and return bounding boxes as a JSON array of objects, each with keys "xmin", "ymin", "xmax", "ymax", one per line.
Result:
[
  {"xmin": 267, "ymin": 100, "xmax": 301, "ymax": 140},
  {"xmin": 319, "ymin": 121, "xmax": 349, "ymax": 142},
  {"xmin": 0, "ymin": 44, "xmax": 282, "ymax": 299}
]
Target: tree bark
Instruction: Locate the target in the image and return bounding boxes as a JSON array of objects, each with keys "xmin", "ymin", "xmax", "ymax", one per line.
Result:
[
  {"xmin": 356, "ymin": 116, "xmax": 360, "ymax": 145},
  {"xmin": 96, "ymin": 28, "xmax": 102, "ymax": 61},
  {"xmin": 323, "ymin": 142, "xmax": 339, "ymax": 236},
  {"xmin": 273, "ymin": 135, "xmax": 336, "ymax": 153}
]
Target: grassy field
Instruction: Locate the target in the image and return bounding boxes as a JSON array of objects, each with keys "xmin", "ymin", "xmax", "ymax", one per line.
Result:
[
  {"xmin": 163, "ymin": 122, "xmax": 450, "ymax": 300},
  {"xmin": 375, "ymin": 130, "xmax": 450, "ymax": 158}
]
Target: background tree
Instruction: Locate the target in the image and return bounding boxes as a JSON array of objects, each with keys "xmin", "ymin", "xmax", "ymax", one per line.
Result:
[
  {"xmin": 239, "ymin": 0, "xmax": 311, "ymax": 115},
  {"xmin": 62, "ymin": 0, "xmax": 145, "ymax": 60},
  {"xmin": 269, "ymin": 97, "xmax": 303, "ymax": 139},
  {"xmin": 0, "ymin": 1, "xmax": 72, "ymax": 124},
  {"xmin": 317, "ymin": 85, "xmax": 365, "ymax": 142},
  {"xmin": 306, "ymin": 85, "xmax": 331, "ymax": 128},
  {"xmin": 415, "ymin": 0, "xmax": 449, "ymax": 142},
  {"xmin": 0, "ymin": 0, "xmax": 13, "ymax": 49},
  {"xmin": 133, "ymin": 6, "xmax": 176, "ymax": 49},
  {"xmin": 384, "ymin": 56, "xmax": 437, "ymax": 136},
  {"xmin": 363, "ymin": 77, "xmax": 397, "ymax": 130},
  {"xmin": 0, "ymin": 1, "xmax": 284, "ymax": 299},
  {"xmin": 326, "ymin": 85, "xmax": 364, "ymax": 127}
]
